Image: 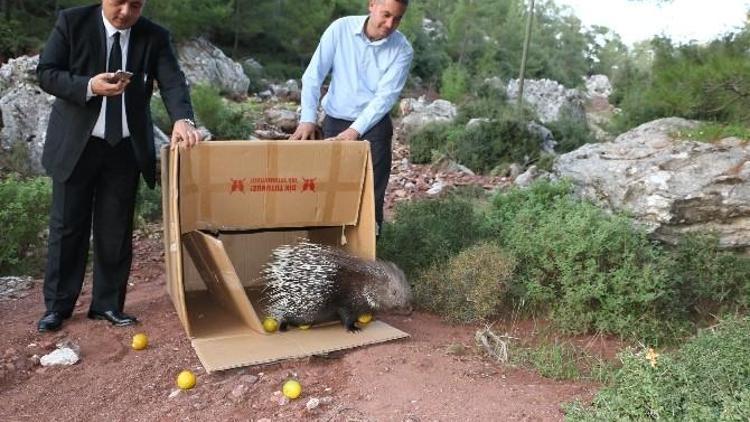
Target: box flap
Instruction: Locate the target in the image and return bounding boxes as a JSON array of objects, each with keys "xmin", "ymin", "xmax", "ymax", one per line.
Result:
[
  {"xmin": 178, "ymin": 141, "xmax": 369, "ymax": 232},
  {"xmin": 193, "ymin": 321, "xmax": 409, "ymax": 371},
  {"xmin": 182, "ymin": 231, "xmax": 265, "ymax": 334}
]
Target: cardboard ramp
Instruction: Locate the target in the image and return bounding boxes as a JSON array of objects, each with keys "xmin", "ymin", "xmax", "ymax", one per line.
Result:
[{"xmin": 162, "ymin": 141, "xmax": 409, "ymax": 372}]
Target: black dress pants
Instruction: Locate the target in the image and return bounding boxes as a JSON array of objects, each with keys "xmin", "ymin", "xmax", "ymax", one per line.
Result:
[
  {"xmin": 323, "ymin": 115, "xmax": 393, "ymax": 230},
  {"xmin": 43, "ymin": 138, "xmax": 140, "ymax": 315}
]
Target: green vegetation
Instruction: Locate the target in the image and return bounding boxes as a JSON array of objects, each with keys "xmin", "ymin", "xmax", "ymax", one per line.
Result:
[
  {"xmin": 378, "ymin": 192, "xmax": 488, "ymax": 280},
  {"xmin": 566, "ymin": 317, "xmax": 750, "ymax": 421},
  {"xmin": 416, "ymin": 242, "xmax": 515, "ymax": 323},
  {"xmin": 383, "ymin": 180, "xmax": 750, "ymax": 345},
  {"xmin": 0, "ymin": 175, "xmax": 51, "ymax": 275},
  {"xmin": 612, "ymin": 34, "xmax": 750, "ymax": 132},
  {"xmin": 191, "ymin": 84, "xmax": 256, "ymax": 140},
  {"xmin": 673, "ymin": 122, "xmax": 750, "ymax": 143}
]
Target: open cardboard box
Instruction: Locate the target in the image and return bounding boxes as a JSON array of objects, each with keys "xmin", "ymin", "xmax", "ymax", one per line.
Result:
[{"xmin": 161, "ymin": 141, "xmax": 409, "ymax": 372}]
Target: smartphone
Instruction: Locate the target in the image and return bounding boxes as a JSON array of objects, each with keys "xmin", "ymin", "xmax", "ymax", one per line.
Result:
[{"xmin": 113, "ymin": 70, "xmax": 133, "ymax": 82}]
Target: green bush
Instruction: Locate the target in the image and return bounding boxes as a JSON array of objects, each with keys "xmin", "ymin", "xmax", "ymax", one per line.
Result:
[
  {"xmin": 440, "ymin": 63, "xmax": 470, "ymax": 103},
  {"xmin": 547, "ymin": 106, "xmax": 595, "ymax": 153},
  {"xmin": 135, "ymin": 183, "xmax": 163, "ymax": 227},
  {"xmin": 150, "ymin": 96, "xmax": 172, "ymax": 135},
  {"xmin": 566, "ymin": 317, "xmax": 750, "ymax": 421},
  {"xmin": 0, "ymin": 175, "xmax": 52, "ymax": 275},
  {"xmin": 488, "ymin": 180, "xmax": 685, "ymax": 342},
  {"xmin": 191, "ymin": 84, "xmax": 254, "ymax": 140},
  {"xmin": 667, "ymin": 233, "xmax": 750, "ymax": 316},
  {"xmin": 415, "ymin": 242, "xmax": 515, "ymax": 323},
  {"xmin": 378, "ymin": 194, "xmax": 488, "ymax": 280},
  {"xmin": 408, "ymin": 122, "xmax": 463, "ymax": 164},
  {"xmin": 454, "ymin": 116, "xmax": 540, "ymax": 173}
]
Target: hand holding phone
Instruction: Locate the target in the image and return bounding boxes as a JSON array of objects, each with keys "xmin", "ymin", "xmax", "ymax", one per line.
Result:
[{"xmin": 113, "ymin": 70, "xmax": 133, "ymax": 83}]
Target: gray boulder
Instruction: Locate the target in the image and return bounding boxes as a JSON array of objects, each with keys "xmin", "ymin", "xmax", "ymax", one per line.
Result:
[
  {"xmin": 398, "ymin": 96, "xmax": 457, "ymax": 141},
  {"xmin": 0, "ymin": 84, "xmax": 55, "ymax": 174},
  {"xmin": 506, "ymin": 78, "xmax": 586, "ymax": 124},
  {"xmin": 177, "ymin": 38, "xmax": 249, "ymax": 98},
  {"xmin": 0, "ymin": 55, "xmax": 39, "ymax": 98},
  {"xmin": 554, "ymin": 117, "xmax": 750, "ymax": 249}
]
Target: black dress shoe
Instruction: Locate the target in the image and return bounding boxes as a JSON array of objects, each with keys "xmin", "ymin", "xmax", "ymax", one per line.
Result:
[
  {"xmin": 87, "ymin": 310, "xmax": 138, "ymax": 327},
  {"xmin": 38, "ymin": 311, "xmax": 66, "ymax": 333}
]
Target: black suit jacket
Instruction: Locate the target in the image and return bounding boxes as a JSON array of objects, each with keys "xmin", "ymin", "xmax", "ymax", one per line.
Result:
[{"xmin": 37, "ymin": 5, "xmax": 194, "ymax": 188}]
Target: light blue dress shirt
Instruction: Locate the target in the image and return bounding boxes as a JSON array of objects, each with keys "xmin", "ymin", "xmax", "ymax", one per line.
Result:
[{"xmin": 300, "ymin": 15, "xmax": 414, "ymax": 136}]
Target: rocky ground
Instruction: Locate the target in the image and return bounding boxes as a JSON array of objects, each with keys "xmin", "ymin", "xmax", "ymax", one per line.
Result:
[{"xmin": 0, "ymin": 142, "xmax": 615, "ymax": 421}]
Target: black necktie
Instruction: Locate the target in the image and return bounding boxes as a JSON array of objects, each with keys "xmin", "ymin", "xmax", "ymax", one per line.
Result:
[{"xmin": 105, "ymin": 31, "xmax": 122, "ymax": 146}]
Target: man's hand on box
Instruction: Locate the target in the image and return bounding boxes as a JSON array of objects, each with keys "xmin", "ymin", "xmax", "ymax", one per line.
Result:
[
  {"xmin": 170, "ymin": 119, "xmax": 203, "ymax": 149},
  {"xmin": 289, "ymin": 122, "xmax": 318, "ymax": 140},
  {"xmin": 325, "ymin": 127, "xmax": 360, "ymax": 141}
]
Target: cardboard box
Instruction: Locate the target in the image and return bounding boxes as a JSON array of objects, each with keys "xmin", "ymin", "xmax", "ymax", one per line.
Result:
[{"xmin": 162, "ymin": 141, "xmax": 409, "ymax": 372}]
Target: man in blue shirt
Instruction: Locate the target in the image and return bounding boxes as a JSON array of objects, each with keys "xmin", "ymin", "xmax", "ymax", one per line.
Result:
[{"xmin": 290, "ymin": 0, "xmax": 413, "ymax": 235}]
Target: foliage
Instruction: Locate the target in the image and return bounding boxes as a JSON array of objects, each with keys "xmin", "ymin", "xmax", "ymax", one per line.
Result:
[
  {"xmin": 487, "ymin": 180, "xmax": 687, "ymax": 343},
  {"xmin": 667, "ymin": 233, "xmax": 750, "ymax": 317},
  {"xmin": 613, "ymin": 32, "xmax": 750, "ymax": 131},
  {"xmin": 673, "ymin": 122, "xmax": 750, "ymax": 143},
  {"xmin": 415, "ymin": 242, "xmax": 515, "ymax": 323},
  {"xmin": 547, "ymin": 106, "xmax": 596, "ymax": 153},
  {"xmin": 566, "ymin": 317, "xmax": 750, "ymax": 421},
  {"xmin": 150, "ymin": 96, "xmax": 172, "ymax": 135},
  {"xmin": 378, "ymin": 194, "xmax": 488, "ymax": 280},
  {"xmin": 134, "ymin": 183, "xmax": 163, "ymax": 227},
  {"xmin": 190, "ymin": 84, "xmax": 255, "ymax": 140},
  {"xmin": 0, "ymin": 175, "xmax": 51, "ymax": 275},
  {"xmin": 453, "ymin": 115, "xmax": 540, "ymax": 173},
  {"xmin": 440, "ymin": 63, "xmax": 470, "ymax": 103},
  {"xmin": 407, "ymin": 122, "xmax": 462, "ymax": 164}
]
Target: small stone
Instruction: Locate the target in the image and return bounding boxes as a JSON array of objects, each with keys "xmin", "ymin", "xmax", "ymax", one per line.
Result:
[
  {"xmin": 239, "ymin": 374, "xmax": 258, "ymax": 385},
  {"xmin": 306, "ymin": 397, "xmax": 321, "ymax": 410},
  {"xmin": 231, "ymin": 384, "xmax": 248, "ymax": 399},
  {"xmin": 168, "ymin": 389, "xmax": 181, "ymax": 398},
  {"xmin": 40, "ymin": 347, "xmax": 80, "ymax": 366}
]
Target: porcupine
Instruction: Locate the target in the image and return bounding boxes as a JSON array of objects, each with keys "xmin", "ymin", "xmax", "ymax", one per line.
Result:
[{"xmin": 261, "ymin": 240, "xmax": 412, "ymax": 332}]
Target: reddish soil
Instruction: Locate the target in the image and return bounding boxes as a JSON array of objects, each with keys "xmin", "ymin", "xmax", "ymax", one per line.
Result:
[{"xmin": 0, "ymin": 230, "xmax": 616, "ymax": 421}]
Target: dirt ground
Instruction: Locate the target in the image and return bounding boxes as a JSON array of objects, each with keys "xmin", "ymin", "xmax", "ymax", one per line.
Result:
[{"xmin": 0, "ymin": 229, "xmax": 615, "ymax": 422}]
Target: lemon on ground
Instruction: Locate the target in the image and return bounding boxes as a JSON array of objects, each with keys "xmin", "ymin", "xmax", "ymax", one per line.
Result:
[
  {"xmin": 282, "ymin": 379, "xmax": 302, "ymax": 399},
  {"xmin": 176, "ymin": 370, "xmax": 197, "ymax": 390},
  {"xmin": 131, "ymin": 333, "xmax": 148, "ymax": 350},
  {"xmin": 298, "ymin": 324, "xmax": 311, "ymax": 330},
  {"xmin": 262, "ymin": 317, "xmax": 278, "ymax": 333},
  {"xmin": 357, "ymin": 313, "xmax": 373, "ymax": 324}
]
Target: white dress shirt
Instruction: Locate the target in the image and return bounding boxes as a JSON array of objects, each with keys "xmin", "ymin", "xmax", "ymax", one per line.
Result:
[
  {"xmin": 300, "ymin": 15, "xmax": 413, "ymax": 135},
  {"xmin": 87, "ymin": 11, "xmax": 131, "ymax": 139}
]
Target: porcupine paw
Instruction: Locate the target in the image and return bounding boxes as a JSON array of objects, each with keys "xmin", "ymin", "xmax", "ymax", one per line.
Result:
[
  {"xmin": 346, "ymin": 322, "xmax": 361, "ymax": 333},
  {"xmin": 279, "ymin": 321, "xmax": 289, "ymax": 332}
]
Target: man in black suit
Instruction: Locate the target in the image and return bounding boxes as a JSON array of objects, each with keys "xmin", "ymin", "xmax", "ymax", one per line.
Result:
[{"xmin": 36, "ymin": 0, "xmax": 203, "ymax": 332}]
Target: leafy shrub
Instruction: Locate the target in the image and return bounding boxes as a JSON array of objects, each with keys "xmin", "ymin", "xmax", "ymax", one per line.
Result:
[
  {"xmin": 150, "ymin": 96, "xmax": 172, "ymax": 135},
  {"xmin": 0, "ymin": 175, "xmax": 52, "ymax": 275},
  {"xmin": 191, "ymin": 84, "xmax": 254, "ymax": 140},
  {"xmin": 440, "ymin": 63, "xmax": 470, "ymax": 103},
  {"xmin": 408, "ymin": 122, "xmax": 463, "ymax": 164},
  {"xmin": 415, "ymin": 242, "xmax": 515, "ymax": 323},
  {"xmin": 378, "ymin": 194, "xmax": 488, "ymax": 280},
  {"xmin": 674, "ymin": 122, "xmax": 750, "ymax": 142},
  {"xmin": 488, "ymin": 180, "xmax": 686, "ymax": 342},
  {"xmin": 547, "ymin": 106, "xmax": 595, "ymax": 153},
  {"xmin": 135, "ymin": 183, "xmax": 163, "ymax": 227},
  {"xmin": 567, "ymin": 317, "xmax": 750, "ymax": 421},
  {"xmin": 454, "ymin": 116, "xmax": 540, "ymax": 173},
  {"xmin": 667, "ymin": 233, "xmax": 750, "ymax": 316}
]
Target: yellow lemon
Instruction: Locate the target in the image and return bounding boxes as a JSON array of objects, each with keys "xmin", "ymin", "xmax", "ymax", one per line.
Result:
[
  {"xmin": 262, "ymin": 317, "xmax": 278, "ymax": 333},
  {"xmin": 357, "ymin": 313, "xmax": 373, "ymax": 324},
  {"xmin": 131, "ymin": 333, "xmax": 148, "ymax": 350},
  {"xmin": 298, "ymin": 324, "xmax": 311, "ymax": 330},
  {"xmin": 282, "ymin": 379, "xmax": 302, "ymax": 399},
  {"xmin": 176, "ymin": 370, "xmax": 197, "ymax": 390}
]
